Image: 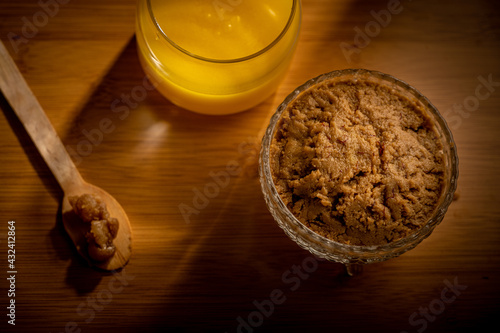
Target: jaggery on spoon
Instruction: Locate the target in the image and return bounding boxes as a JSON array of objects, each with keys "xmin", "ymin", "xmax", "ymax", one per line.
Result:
[{"xmin": 0, "ymin": 40, "xmax": 132, "ymax": 271}]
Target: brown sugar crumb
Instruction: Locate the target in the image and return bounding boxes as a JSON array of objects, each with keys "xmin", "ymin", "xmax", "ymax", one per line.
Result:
[
  {"xmin": 69, "ymin": 194, "xmax": 119, "ymax": 261},
  {"xmin": 270, "ymin": 77, "xmax": 445, "ymax": 246}
]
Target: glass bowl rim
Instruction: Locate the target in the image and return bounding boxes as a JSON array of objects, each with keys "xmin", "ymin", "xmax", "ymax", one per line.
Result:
[
  {"xmin": 259, "ymin": 68, "xmax": 459, "ymax": 260},
  {"xmin": 146, "ymin": 0, "xmax": 300, "ymax": 64}
]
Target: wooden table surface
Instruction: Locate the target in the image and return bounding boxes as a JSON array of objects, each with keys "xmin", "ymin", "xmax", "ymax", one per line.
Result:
[{"xmin": 1, "ymin": 0, "xmax": 499, "ymax": 332}]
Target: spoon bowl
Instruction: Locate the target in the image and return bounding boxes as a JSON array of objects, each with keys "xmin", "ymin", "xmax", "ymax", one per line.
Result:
[{"xmin": 62, "ymin": 182, "xmax": 132, "ymax": 271}]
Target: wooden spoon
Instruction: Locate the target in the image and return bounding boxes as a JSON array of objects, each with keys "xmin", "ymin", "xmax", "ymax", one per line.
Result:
[{"xmin": 0, "ymin": 40, "xmax": 132, "ymax": 271}]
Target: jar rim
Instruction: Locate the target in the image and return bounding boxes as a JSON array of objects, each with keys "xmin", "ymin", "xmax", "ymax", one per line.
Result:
[{"xmin": 146, "ymin": 0, "xmax": 300, "ymax": 64}]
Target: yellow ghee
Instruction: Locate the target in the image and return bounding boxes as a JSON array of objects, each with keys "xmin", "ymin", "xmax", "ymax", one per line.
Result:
[{"xmin": 136, "ymin": 0, "xmax": 301, "ymax": 115}]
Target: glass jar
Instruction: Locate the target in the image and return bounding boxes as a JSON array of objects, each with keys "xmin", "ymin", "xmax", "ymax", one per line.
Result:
[
  {"xmin": 136, "ymin": 0, "xmax": 302, "ymax": 115},
  {"xmin": 259, "ymin": 69, "xmax": 459, "ymax": 269}
]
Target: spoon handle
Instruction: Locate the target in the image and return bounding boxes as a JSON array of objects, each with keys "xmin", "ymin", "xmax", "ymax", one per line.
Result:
[{"xmin": 0, "ymin": 40, "xmax": 83, "ymax": 192}]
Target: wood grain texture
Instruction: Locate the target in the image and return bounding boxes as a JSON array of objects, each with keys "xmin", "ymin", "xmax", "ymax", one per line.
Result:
[{"xmin": 0, "ymin": 0, "xmax": 499, "ymax": 332}]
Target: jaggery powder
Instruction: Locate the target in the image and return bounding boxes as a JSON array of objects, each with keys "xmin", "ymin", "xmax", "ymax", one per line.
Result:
[
  {"xmin": 69, "ymin": 194, "xmax": 119, "ymax": 261},
  {"xmin": 270, "ymin": 75, "xmax": 445, "ymax": 246}
]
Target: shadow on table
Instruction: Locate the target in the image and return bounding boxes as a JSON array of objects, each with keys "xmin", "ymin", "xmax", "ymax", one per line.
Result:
[
  {"xmin": 0, "ymin": 77, "xmax": 107, "ymax": 294},
  {"xmin": 43, "ymin": 33, "xmax": 285, "ymax": 293}
]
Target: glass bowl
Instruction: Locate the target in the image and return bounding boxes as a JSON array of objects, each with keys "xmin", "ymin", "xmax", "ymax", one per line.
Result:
[
  {"xmin": 259, "ymin": 69, "xmax": 459, "ymax": 266},
  {"xmin": 136, "ymin": 0, "xmax": 302, "ymax": 115}
]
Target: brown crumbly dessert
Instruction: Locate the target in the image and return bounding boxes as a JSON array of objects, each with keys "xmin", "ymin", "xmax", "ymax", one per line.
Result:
[
  {"xmin": 69, "ymin": 194, "xmax": 119, "ymax": 261},
  {"xmin": 270, "ymin": 76, "xmax": 445, "ymax": 246}
]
